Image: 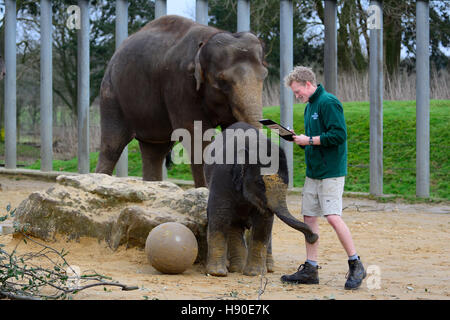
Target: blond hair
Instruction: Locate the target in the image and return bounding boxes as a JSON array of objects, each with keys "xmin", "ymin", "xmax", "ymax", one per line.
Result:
[{"xmin": 284, "ymin": 66, "xmax": 316, "ymax": 87}]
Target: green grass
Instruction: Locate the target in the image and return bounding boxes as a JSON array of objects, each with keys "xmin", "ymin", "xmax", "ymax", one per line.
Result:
[
  {"xmin": 25, "ymin": 140, "xmax": 195, "ymax": 180},
  {"xmin": 0, "ymin": 141, "xmax": 41, "ymax": 167},
  {"xmin": 20, "ymin": 99, "xmax": 450, "ymax": 200},
  {"xmin": 264, "ymin": 99, "xmax": 449, "ymax": 199}
]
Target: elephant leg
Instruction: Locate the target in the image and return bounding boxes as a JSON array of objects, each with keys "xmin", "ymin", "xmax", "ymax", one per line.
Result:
[
  {"xmin": 139, "ymin": 141, "xmax": 174, "ymax": 181},
  {"xmin": 227, "ymin": 224, "xmax": 247, "ymax": 273},
  {"xmin": 188, "ymin": 135, "xmax": 211, "ymax": 187},
  {"xmin": 243, "ymin": 215, "xmax": 274, "ymax": 276},
  {"xmin": 266, "ymin": 234, "xmax": 274, "ymax": 273},
  {"xmin": 96, "ymin": 97, "xmax": 133, "ymax": 175},
  {"xmin": 246, "ymin": 227, "xmax": 274, "ymax": 272},
  {"xmin": 191, "ymin": 163, "xmax": 207, "ymax": 188},
  {"xmin": 206, "ymin": 224, "xmax": 228, "ymax": 277}
]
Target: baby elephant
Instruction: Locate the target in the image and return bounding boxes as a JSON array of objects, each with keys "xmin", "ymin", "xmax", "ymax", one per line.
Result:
[{"xmin": 204, "ymin": 122, "xmax": 318, "ymax": 276}]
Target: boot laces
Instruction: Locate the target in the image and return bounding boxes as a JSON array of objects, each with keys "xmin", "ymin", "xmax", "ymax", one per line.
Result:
[
  {"xmin": 346, "ymin": 260, "xmax": 360, "ymax": 279},
  {"xmin": 297, "ymin": 263, "xmax": 321, "ymax": 272},
  {"xmin": 297, "ymin": 264, "xmax": 306, "ymax": 272}
]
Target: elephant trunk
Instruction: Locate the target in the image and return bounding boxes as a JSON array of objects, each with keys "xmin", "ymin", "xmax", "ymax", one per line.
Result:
[
  {"xmin": 231, "ymin": 76, "xmax": 263, "ymax": 129},
  {"xmin": 274, "ymin": 206, "xmax": 318, "ymax": 244},
  {"xmin": 262, "ymin": 174, "xmax": 318, "ymax": 244}
]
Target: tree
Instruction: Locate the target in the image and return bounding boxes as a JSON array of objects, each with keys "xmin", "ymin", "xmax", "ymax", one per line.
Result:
[
  {"xmin": 402, "ymin": 0, "xmax": 450, "ymax": 71},
  {"xmin": 48, "ymin": 0, "xmax": 155, "ymax": 116},
  {"xmin": 209, "ymin": 0, "xmax": 322, "ymax": 79},
  {"xmin": 88, "ymin": 0, "xmax": 155, "ymax": 109},
  {"xmin": 312, "ymin": 0, "xmax": 368, "ymax": 73},
  {"xmin": 1, "ymin": 0, "xmax": 154, "ymax": 118}
]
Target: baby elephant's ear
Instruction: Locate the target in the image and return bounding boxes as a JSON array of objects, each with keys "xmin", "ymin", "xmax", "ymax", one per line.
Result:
[{"xmin": 232, "ymin": 147, "xmax": 250, "ymax": 191}]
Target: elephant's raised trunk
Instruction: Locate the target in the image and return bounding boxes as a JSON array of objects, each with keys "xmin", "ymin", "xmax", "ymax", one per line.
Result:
[{"xmin": 274, "ymin": 206, "xmax": 318, "ymax": 244}]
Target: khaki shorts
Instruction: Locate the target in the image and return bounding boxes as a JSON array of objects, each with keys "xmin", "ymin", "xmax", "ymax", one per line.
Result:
[{"xmin": 301, "ymin": 176, "xmax": 345, "ymax": 217}]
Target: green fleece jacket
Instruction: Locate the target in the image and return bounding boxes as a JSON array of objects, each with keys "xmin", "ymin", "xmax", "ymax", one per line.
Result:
[{"xmin": 303, "ymin": 84, "xmax": 347, "ymax": 179}]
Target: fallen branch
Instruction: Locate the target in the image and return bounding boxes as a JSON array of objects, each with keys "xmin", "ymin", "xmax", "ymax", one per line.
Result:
[{"xmin": 1, "ymin": 210, "xmax": 138, "ymax": 300}]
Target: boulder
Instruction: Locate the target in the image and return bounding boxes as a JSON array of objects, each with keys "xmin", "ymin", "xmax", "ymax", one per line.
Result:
[{"xmin": 14, "ymin": 173, "xmax": 209, "ymax": 262}]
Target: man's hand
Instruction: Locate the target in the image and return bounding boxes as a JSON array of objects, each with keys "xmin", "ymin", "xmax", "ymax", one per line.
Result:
[{"xmin": 293, "ymin": 134, "xmax": 310, "ymax": 146}]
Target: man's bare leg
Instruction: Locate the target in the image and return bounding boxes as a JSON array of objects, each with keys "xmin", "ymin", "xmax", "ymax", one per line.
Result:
[{"xmin": 325, "ymin": 214, "xmax": 356, "ymax": 256}]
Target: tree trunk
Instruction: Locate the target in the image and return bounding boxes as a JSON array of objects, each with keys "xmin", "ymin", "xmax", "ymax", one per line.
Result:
[
  {"xmin": 384, "ymin": 14, "xmax": 402, "ymax": 75},
  {"xmin": 383, "ymin": 0, "xmax": 404, "ymax": 75},
  {"xmin": 337, "ymin": 0, "xmax": 354, "ymax": 72}
]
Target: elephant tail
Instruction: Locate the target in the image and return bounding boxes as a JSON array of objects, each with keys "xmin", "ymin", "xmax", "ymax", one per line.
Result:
[
  {"xmin": 274, "ymin": 209, "xmax": 318, "ymax": 244},
  {"xmin": 165, "ymin": 151, "xmax": 174, "ymax": 170}
]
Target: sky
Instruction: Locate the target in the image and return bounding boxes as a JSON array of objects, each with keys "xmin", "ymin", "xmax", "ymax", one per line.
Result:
[
  {"xmin": 0, "ymin": 1, "xmax": 198, "ymax": 23},
  {"xmin": 167, "ymin": 0, "xmax": 195, "ymax": 20}
]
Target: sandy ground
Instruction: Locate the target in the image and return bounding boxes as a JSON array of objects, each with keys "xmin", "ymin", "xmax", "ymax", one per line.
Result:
[{"xmin": 0, "ymin": 175, "xmax": 449, "ymax": 300}]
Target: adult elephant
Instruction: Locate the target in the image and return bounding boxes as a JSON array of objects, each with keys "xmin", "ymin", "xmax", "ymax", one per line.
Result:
[
  {"xmin": 204, "ymin": 122, "xmax": 318, "ymax": 276},
  {"xmin": 95, "ymin": 15, "xmax": 268, "ymax": 187}
]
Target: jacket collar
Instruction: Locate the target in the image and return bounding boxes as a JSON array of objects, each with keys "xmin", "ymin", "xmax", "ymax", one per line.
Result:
[{"xmin": 308, "ymin": 84, "xmax": 324, "ymax": 103}]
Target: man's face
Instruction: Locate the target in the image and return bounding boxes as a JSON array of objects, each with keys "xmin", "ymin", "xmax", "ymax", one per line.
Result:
[{"xmin": 290, "ymin": 81, "xmax": 313, "ymax": 103}]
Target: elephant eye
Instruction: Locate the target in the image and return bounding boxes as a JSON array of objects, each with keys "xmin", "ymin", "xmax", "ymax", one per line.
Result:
[
  {"xmin": 217, "ymin": 78, "xmax": 231, "ymax": 92},
  {"xmin": 262, "ymin": 68, "xmax": 268, "ymax": 79},
  {"xmin": 258, "ymin": 67, "xmax": 268, "ymax": 81}
]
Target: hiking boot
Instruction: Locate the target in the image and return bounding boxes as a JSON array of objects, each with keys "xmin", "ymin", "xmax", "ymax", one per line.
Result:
[
  {"xmin": 344, "ymin": 257, "xmax": 366, "ymax": 290},
  {"xmin": 281, "ymin": 262, "xmax": 320, "ymax": 284}
]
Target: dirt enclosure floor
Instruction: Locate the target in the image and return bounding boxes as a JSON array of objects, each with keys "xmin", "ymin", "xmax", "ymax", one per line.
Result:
[{"xmin": 0, "ymin": 175, "xmax": 449, "ymax": 300}]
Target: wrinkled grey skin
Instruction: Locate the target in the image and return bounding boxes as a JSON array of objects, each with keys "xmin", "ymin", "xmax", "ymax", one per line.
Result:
[
  {"xmin": 204, "ymin": 122, "xmax": 318, "ymax": 277},
  {"xmin": 95, "ymin": 15, "xmax": 267, "ymax": 187}
]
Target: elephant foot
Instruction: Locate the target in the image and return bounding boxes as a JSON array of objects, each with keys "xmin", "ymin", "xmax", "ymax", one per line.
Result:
[
  {"xmin": 228, "ymin": 260, "xmax": 245, "ymax": 273},
  {"xmin": 206, "ymin": 262, "xmax": 228, "ymax": 277},
  {"xmin": 266, "ymin": 254, "xmax": 275, "ymax": 273},
  {"xmin": 243, "ymin": 263, "xmax": 267, "ymax": 276},
  {"xmin": 244, "ymin": 240, "xmax": 268, "ymax": 276}
]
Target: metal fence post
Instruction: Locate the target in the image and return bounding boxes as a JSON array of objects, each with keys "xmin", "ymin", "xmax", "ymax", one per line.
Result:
[
  {"xmin": 324, "ymin": 0, "xmax": 337, "ymax": 96},
  {"xmin": 155, "ymin": 0, "xmax": 168, "ymax": 178},
  {"xmin": 155, "ymin": 0, "xmax": 167, "ymax": 19},
  {"xmin": 40, "ymin": 0, "xmax": 53, "ymax": 172},
  {"xmin": 196, "ymin": 0, "xmax": 208, "ymax": 25},
  {"xmin": 77, "ymin": 0, "xmax": 90, "ymax": 174},
  {"xmin": 4, "ymin": 0, "xmax": 16, "ymax": 169},
  {"xmin": 280, "ymin": 0, "xmax": 294, "ymax": 188},
  {"xmin": 115, "ymin": 0, "xmax": 128, "ymax": 177},
  {"xmin": 369, "ymin": 0, "xmax": 383, "ymax": 196},
  {"xmin": 416, "ymin": 0, "xmax": 430, "ymax": 198},
  {"xmin": 237, "ymin": 0, "xmax": 250, "ymax": 32}
]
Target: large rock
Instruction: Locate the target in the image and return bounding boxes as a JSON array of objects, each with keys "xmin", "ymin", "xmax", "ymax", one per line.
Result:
[{"xmin": 14, "ymin": 174, "xmax": 209, "ymax": 262}]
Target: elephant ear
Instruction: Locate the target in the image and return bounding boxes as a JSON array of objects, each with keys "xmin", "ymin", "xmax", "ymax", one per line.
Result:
[
  {"xmin": 194, "ymin": 42, "xmax": 204, "ymax": 91},
  {"xmin": 231, "ymin": 147, "xmax": 249, "ymax": 192}
]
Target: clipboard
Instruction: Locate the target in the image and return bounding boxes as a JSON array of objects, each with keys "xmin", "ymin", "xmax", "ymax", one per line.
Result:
[{"xmin": 259, "ymin": 119, "xmax": 294, "ymax": 141}]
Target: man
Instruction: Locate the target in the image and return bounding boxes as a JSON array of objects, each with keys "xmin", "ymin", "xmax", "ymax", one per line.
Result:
[{"xmin": 281, "ymin": 66, "xmax": 366, "ymax": 290}]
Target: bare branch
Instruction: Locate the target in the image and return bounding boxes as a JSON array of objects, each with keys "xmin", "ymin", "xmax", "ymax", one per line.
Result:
[{"xmin": 1, "ymin": 228, "xmax": 138, "ymax": 300}]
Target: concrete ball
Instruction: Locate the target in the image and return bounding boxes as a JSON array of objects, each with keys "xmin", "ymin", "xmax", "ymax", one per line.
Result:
[{"xmin": 145, "ymin": 222, "xmax": 198, "ymax": 274}]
